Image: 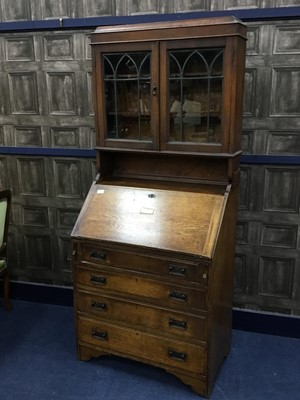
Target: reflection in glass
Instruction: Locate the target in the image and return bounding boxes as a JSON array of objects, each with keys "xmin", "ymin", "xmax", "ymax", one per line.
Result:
[
  {"xmin": 104, "ymin": 52, "xmax": 151, "ymax": 141},
  {"xmin": 168, "ymin": 48, "xmax": 224, "ymax": 144}
]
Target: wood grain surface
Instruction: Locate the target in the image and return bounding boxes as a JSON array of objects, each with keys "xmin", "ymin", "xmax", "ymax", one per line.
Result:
[{"xmin": 72, "ymin": 183, "xmax": 226, "ymax": 258}]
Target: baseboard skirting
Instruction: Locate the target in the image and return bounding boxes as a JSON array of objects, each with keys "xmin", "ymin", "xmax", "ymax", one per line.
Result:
[
  {"xmin": 4, "ymin": 281, "xmax": 300, "ymax": 339},
  {"xmin": 10, "ymin": 281, "xmax": 73, "ymax": 308},
  {"xmin": 232, "ymin": 308, "xmax": 300, "ymax": 339}
]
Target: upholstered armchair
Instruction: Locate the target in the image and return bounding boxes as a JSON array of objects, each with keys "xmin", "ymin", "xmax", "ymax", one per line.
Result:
[{"xmin": 0, "ymin": 189, "xmax": 12, "ymax": 310}]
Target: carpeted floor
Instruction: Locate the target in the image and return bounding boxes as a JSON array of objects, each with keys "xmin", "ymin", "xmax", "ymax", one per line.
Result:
[{"xmin": 0, "ymin": 300, "xmax": 299, "ymax": 400}]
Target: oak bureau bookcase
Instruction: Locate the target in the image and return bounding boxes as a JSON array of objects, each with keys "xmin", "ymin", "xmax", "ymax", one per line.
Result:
[{"xmin": 71, "ymin": 17, "xmax": 246, "ymax": 397}]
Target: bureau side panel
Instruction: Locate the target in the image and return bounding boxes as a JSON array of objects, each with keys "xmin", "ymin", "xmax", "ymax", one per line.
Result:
[{"xmin": 207, "ymin": 186, "xmax": 238, "ymax": 396}]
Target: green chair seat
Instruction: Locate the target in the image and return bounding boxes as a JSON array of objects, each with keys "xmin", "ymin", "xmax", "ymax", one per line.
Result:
[{"xmin": 0, "ymin": 258, "xmax": 6, "ymax": 271}]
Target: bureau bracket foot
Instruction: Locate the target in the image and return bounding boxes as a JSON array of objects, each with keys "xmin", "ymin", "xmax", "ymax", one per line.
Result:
[
  {"xmin": 77, "ymin": 344, "xmax": 108, "ymax": 361},
  {"xmin": 167, "ymin": 369, "xmax": 208, "ymax": 398}
]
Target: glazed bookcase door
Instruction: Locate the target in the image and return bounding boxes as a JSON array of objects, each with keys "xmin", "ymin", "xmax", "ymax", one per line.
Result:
[
  {"xmin": 93, "ymin": 42, "xmax": 159, "ymax": 150},
  {"xmin": 160, "ymin": 38, "xmax": 231, "ymax": 153}
]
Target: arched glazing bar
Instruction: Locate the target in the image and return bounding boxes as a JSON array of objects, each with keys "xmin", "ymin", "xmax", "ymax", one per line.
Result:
[
  {"xmin": 168, "ymin": 48, "xmax": 224, "ymax": 143},
  {"xmin": 103, "ymin": 52, "xmax": 151, "ymax": 141}
]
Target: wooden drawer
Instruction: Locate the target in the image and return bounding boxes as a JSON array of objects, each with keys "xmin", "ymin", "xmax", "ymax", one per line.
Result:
[
  {"xmin": 77, "ymin": 290, "xmax": 206, "ymax": 342},
  {"xmin": 77, "ymin": 316, "xmax": 207, "ymax": 375},
  {"xmin": 80, "ymin": 243, "xmax": 208, "ymax": 286},
  {"xmin": 75, "ymin": 267, "xmax": 207, "ymax": 311}
]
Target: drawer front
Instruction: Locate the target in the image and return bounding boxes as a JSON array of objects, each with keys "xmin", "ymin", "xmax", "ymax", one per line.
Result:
[
  {"xmin": 80, "ymin": 243, "xmax": 207, "ymax": 286},
  {"xmin": 77, "ymin": 316, "xmax": 206, "ymax": 375},
  {"xmin": 75, "ymin": 267, "xmax": 207, "ymax": 311},
  {"xmin": 77, "ymin": 290, "xmax": 206, "ymax": 341}
]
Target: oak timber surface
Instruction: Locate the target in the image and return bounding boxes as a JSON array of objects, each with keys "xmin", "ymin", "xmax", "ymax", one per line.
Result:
[{"xmin": 72, "ymin": 183, "xmax": 227, "ymax": 258}]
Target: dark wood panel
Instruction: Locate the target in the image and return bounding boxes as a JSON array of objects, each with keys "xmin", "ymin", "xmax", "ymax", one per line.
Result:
[
  {"xmin": 0, "ymin": 12, "xmax": 299, "ymax": 315},
  {"xmin": 2, "ymin": 154, "xmax": 95, "ymax": 285},
  {"xmin": 1, "ymin": 1, "xmax": 300, "ymax": 22}
]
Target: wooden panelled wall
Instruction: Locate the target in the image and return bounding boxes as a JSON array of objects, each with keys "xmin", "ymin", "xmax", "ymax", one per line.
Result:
[{"xmin": 0, "ymin": 0, "xmax": 299, "ymax": 315}]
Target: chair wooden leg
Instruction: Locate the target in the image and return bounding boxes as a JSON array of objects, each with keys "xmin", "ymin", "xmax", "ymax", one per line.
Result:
[{"xmin": 3, "ymin": 270, "xmax": 12, "ymax": 311}]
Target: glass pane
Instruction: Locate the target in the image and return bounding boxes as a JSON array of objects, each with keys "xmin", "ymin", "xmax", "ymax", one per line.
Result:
[
  {"xmin": 103, "ymin": 52, "xmax": 151, "ymax": 141},
  {"xmin": 168, "ymin": 48, "xmax": 224, "ymax": 144}
]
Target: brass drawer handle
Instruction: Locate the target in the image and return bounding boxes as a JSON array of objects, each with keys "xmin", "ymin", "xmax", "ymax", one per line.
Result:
[
  {"xmin": 168, "ymin": 349, "xmax": 187, "ymax": 362},
  {"xmin": 92, "ymin": 329, "xmax": 108, "ymax": 341},
  {"xmin": 90, "ymin": 275, "xmax": 107, "ymax": 285},
  {"xmin": 91, "ymin": 301, "xmax": 107, "ymax": 311},
  {"xmin": 169, "ymin": 290, "xmax": 187, "ymax": 302},
  {"xmin": 169, "ymin": 318, "xmax": 187, "ymax": 330},
  {"xmin": 168, "ymin": 264, "xmax": 187, "ymax": 277},
  {"xmin": 90, "ymin": 251, "xmax": 107, "ymax": 261}
]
